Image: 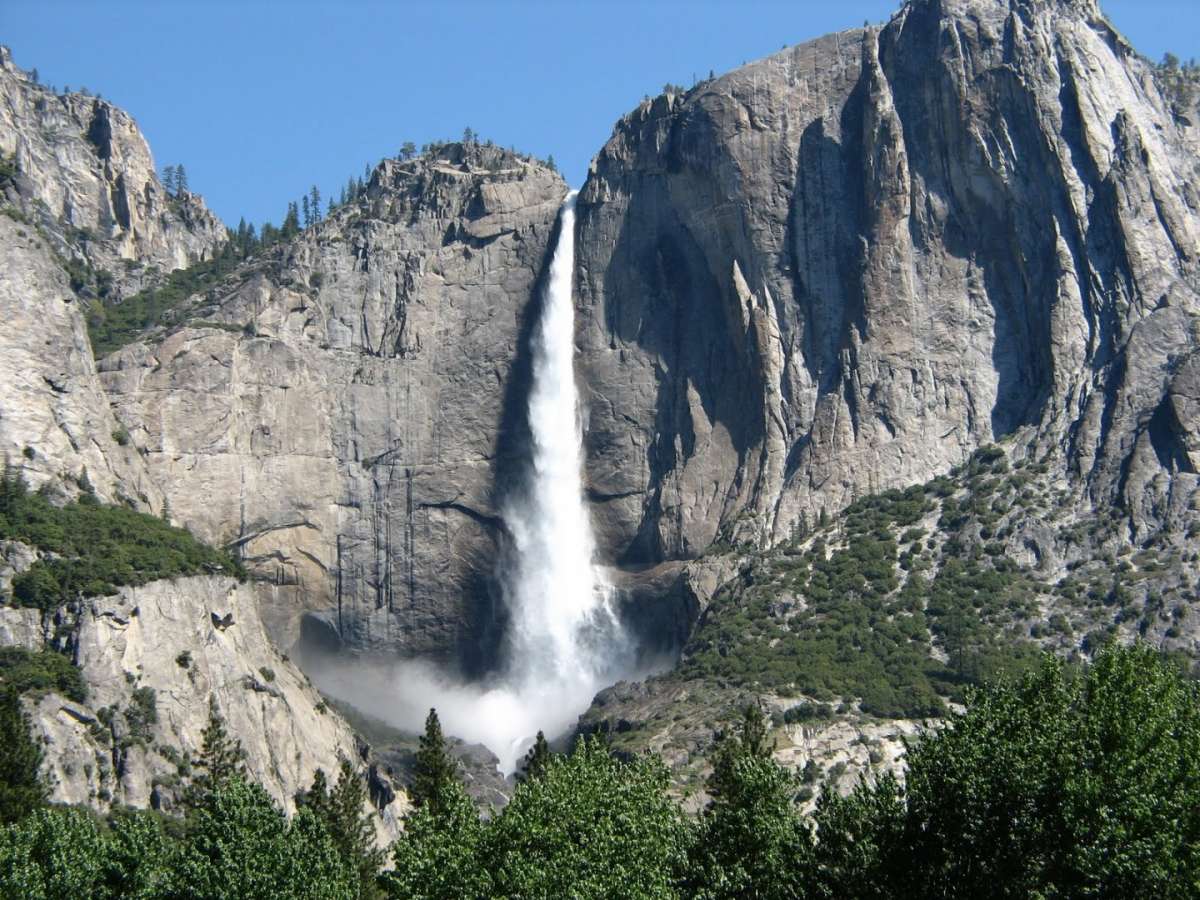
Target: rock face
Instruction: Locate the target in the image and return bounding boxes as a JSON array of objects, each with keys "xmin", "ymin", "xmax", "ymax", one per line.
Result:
[
  {"xmin": 0, "ymin": 209, "xmax": 162, "ymax": 507},
  {"xmin": 0, "ymin": 45, "xmax": 225, "ymax": 508},
  {"xmin": 101, "ymin": 146, "xmax": 567, "ymax": 667},
  {"xmin": 11, "ymin": 575, "xmax": 402, "ymax": 830},
  {"xmin": 0, "ymin": 47, "xmax": 401, "ymax": 832},
  {"xmin": 0, "ymin": 47, "xmax": 226, "ymax": 299},
  {"xmin": 575, "ymin": 0, "xmax": 1200, "ymax": 574}
]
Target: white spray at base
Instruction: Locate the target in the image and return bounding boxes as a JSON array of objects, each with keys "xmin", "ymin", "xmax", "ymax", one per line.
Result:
[{"xmin": 314, "ymin": 192, "xmax": 633, "ymax": 775}]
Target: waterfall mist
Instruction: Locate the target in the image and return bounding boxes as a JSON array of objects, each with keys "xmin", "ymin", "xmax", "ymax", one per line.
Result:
[{"xmin": 312, "ymin": 192, "xmax": 636, "ymax": 774}]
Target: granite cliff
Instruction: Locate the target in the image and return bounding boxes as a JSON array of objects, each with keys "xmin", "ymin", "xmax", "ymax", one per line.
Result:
[
  {"xmin": 577, "ymin": 0, "xmax": 1199, "ymax": 571},
  {"xmin": 100, "ymin": 145, "xmax": 568, "ymax": 668},
  {"xmin": 2, "ymin": 0, "xmax": 1200, "ymax": 813}
]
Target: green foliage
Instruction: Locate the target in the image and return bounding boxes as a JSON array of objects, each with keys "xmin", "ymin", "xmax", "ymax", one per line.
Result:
[
  {"xmin": 0, "ymin": 465, "xmax": 243, "ymax": 611},
  {"xmin": 0, "ymin": 780, "xmax": 362, "ymax": 898},
  {"xmin": 688, "ymin": 755, "xmax": 812, "ymax": 900},
  {"xmin": 690, "ymin": 704, "xmax": 811, "ymax": 898},
  {"xmin": 780, "ymin": 701, "xmax": 832, "ymax": 724},
  {"xmin": 409, "ymin": 708, "xmax": 458, "ymax": 817},
  {"xmin": 175, "ymin": 776, "xmax": 357, "ymax": 899},
  {"xmin": 125, "ymin": 686, "xmax": 157, "ymax": 745},
  {"xmin": 85, "ymin": 244, "xmax": 249, "ymax": 356},
  {"xmin": 184, "ymin": 698, "xmax": 246, "ymax": 807},
  {"xmin": 298, "ymin": 762, "xmax": 385, "ymax": 899},
  {"xmin": 680, "ymin": 453, "xmax": 1047, "ymax": 718},
  {"xmin": 0, "ymin": 647, "xmax": 86, "ymax": 702},
  {"xmin": 809, "ymin": 772, "xmax": 907, "ymax": 899},
  {"xmin": 384, "ymin": 778, "xmax": 491, "ymax": 900},
  {"xmin": 811, "ymin": 645, "xmax": 1200, "ymax": 898},
  {"xmin": 0, "ymin": 151, "xmax": 17, "ymax": 185},
  {"xmin": 0, "ymin": 808, "xmax": 177, "ymax": 898},
  {"xmin": 517, "ymin": 729, "xmax": 552, "ymax": 783},
  {"xmin": 0, "ymin": 689, "xmax": 47, "ymax": 824},
  {"xmin": 0, "ymin": 648, "xmax": 1192, "ymax": 897},
  {"xmin": 0, "ymin": 807, "xmax": 115, "ymax": 898},
  {"xmin": 482, "ymin": 737, "xmax": 689, "ymax": 899},
  {"xmin": 1156, "ymin": 52, "xmax": 1200, "ymax": 110},
  {"xmin": 387, "ymin": 736, "xmax": 689, "ymax": 899},
  {"xmin": 707, "ymin": 704, "xmax": 772, "ymax": 799}
]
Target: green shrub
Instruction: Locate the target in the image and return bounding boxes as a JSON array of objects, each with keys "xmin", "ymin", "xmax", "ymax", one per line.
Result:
[
  {"xmin": 0, "ymin": 466, "xmax": 243, "ymax": 611},
  {"xmin": 812, "ymin": 645, "xmax": 1200, "ymax": 898},
  {"xmin": 0, "ymin": 648, "xmax": 86, "ymax": 703},
  {"xmin": 86, "ymin": 242, "xmax": 250, "ymax": 357},
  {"xmin": 126, "ymin": 687, "xmax": 157, "ymax": 745}
]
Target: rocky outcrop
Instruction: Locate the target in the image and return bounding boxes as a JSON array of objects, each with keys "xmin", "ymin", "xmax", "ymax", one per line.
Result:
[
  {"xmin": 14, "ymin": 575, "xmax": 402, "ymax": 831},
  {"xmin": 0, "ymin": 46, "xmax": 226, "ymax": 300},
  {"xmin": 575, "ymin": 0, "xmax": 1200, "ymax": 576},
  {"xmin": 101, "ymin": 145, "xmax": 568, "ymax": 667},
  {"xmin": 0, "ymin": 212, "xmax": 162, "ymax": 507}
]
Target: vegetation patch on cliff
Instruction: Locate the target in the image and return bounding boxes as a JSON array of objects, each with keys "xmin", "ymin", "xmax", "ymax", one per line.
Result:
[
  {"xmin": 0, "ymin": 466, "xmax": 243, "ymax": 611},
  {"xmin": 84, "ymin": 245, "xmax": 249, "ymax": 357},
  {"xmin": 679, "ymin": 447, "xmax": 1054, "ymax": 718},
  {"xmin": 0, "ymin": 648, "xmax": 86, "ymax": 702}
]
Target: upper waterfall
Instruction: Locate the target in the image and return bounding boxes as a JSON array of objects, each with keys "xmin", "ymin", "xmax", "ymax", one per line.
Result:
[
  {"xmin": 303, "ymin": 190, "xmax": 635, "ymax": 776},
  {"xmin": 491, "ymin": 190, "xmax": 630, "ymax": 771}
]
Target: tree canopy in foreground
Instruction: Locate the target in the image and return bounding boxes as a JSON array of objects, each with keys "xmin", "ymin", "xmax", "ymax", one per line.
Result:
[{"xmin": 0, "ymin": 644, "xmax": 1196, "ymax": 898}]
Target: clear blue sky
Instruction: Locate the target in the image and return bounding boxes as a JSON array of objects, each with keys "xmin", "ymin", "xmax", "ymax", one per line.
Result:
[{"xmin": 2, "ymin": 1, "xmax": 1196, "ymax": 230}]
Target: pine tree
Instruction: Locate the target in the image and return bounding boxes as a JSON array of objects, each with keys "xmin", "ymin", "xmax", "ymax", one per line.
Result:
[
  {"xmin": 546, "ymin": 154, "xmax": 557, "ymax": 172},
  {"xmin": 176, "ymin": 164, "xmax": 189, "ymax": 194},
  {"xmin": 309, "ymin": 185, "xmax": 321, "ymax": 224},
  {"xmin": 162, "ymin": 165, "xmax": 177, "ymax": 196},
  {"xmin": 30, "ymin": 68, "xmax": 39, "ymax": 85},
  {"xmin": 185, "ymin": 697, "xmax": 246, "ymax": 806},
  {"xmin": 399, "ymin": 141, "xmax": 416, "ymax": 161},
  {"xmin": 297, "ymin": 767, "xmax": 332, "ymax": 820},
  {"xmin": 0, "ymin": 459, "xmax": 28, "ymax": 514},
  {"xmin": 707, "ymin": 703, "xmax": 773, "ymax": 800},
  {"xmin": 302, "ymin": 195, "xmax": 311, "ymax": 228},
  {"xmin": 331, "ymin": 761, "xmax": 385, "ymax": 895},
  {"xmin": 282, "ymin": 202, "xmax": 300, "ymax": 238},
  {"xmin": 410, "ymin": 708, "xmax": 459, "ymax": 817},
  {"xmin": 519, "ymin": 731, "xmax": 552, "ymax": 782},
  {"xmin": 298, "ymin": 763, "xmax": 384, "ymax": 896},
  {"xmin": 0, "ymin": 688, "xmax": 47, "ymax": 823}
]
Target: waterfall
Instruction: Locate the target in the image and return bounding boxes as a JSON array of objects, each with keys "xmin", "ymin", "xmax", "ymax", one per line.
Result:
[
  {"xmin": 313, "ymin": 192, "xmax": 631, "ymax": 776},
  {"xmin": 489, "ymin": 190, "xmax": 629, "ymax": 771}
]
